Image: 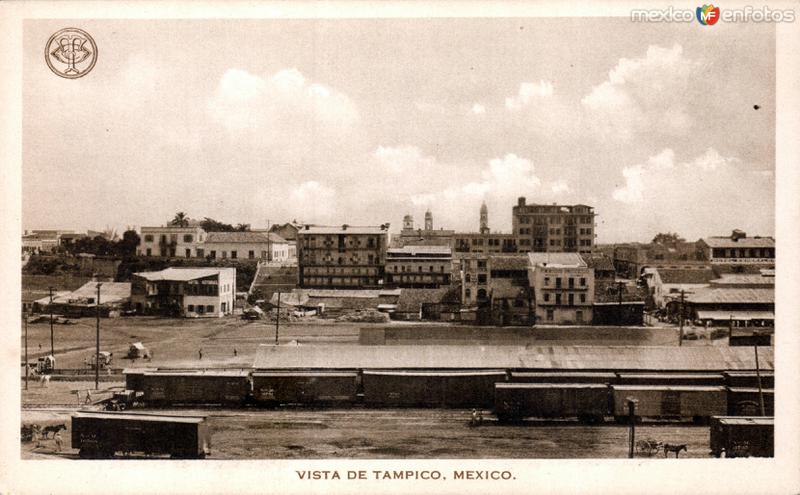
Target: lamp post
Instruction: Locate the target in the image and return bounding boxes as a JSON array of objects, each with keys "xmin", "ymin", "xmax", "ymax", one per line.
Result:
[
  {"xmin": 627, "ymin": 398, "xmax": 638, "ymax": 458},
  {"xmin": 95, "ymin": 282, "xmax": 102, "ymax": 390},
  {"xmin": 274, "ymin": 291, "xmax": 281, "ymax": 345}
]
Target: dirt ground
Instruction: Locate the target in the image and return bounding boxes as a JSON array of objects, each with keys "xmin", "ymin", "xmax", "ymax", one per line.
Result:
[
  {"xmin": 20, "ymin": 405, "xmax": 712, "ymax": 460},
  {"xmin": 20, "ymin": 316, "xmax": 707, "ymax": 371}
]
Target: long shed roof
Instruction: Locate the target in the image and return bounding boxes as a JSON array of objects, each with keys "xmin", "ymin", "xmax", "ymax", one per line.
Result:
[{"xmin": 253, "ymin": 344, "xmax": 773, "ymax": 371}]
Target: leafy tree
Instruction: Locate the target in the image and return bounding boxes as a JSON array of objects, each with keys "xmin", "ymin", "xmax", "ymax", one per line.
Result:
[
  {"xmin": 115, "ymin": 229, "xmax": 141, "ymax": 257},
  {"xmin": 651, "ymin": 232, "xmax": 685, "ymax": 245},
  {"xmin": 170, "ymin": 211, "xmax": 189, "ymax": 227},
  {"xmin": 235, "ymin": 223, "xmax": 251, "ymax": 232},
  {"xmin": 200, "ymin": 217, "xmax": 236, "ymax": 232}
]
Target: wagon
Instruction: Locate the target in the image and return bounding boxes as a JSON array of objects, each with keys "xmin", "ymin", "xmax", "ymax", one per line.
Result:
[
  {"xmin": 71, "ymin": 411, "xmax": 210, "ymax": 459},
  {"xmin": 138, "ymin": 370, "xmax": 251, "ymax": 406},
  {"xmin": 509, "ymin": 371, "xmax": 616, "ymax": 384},
  {"xmin": 723, "ymin": 371, "xmax": 774, "ymax": 389},
  {"xmin": 616, "ymin": 373, "xmax": 725, "ymax": 387},
  {"xmin": 726, "ymin": 387, "xmax": 774, "ymax": 416},
  {"xmin": 494, "ymin": 383, "xmax": 611, "ymax": 423},
  {"xmin": 611, "ymin": 385, "xmax": 727, "ymax": 422},
  {"xmin": 127, "ymin": 342, "xmax": 151, "ymax": 359},
  {"xmin": 363, "ymin": 370, "xmax": 506, "ymax": 408},
  {"xmin": 709, "ymin": 416, "xmax": 773, "ymax": 457},
  {"xmin": 251, "ymin": 371, "xmax": 359, "ymax": 406}
]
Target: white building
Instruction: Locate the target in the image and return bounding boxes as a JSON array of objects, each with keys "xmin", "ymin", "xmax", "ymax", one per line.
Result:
[
  {"xmin": 202, "ymin": 231, "xmax": 292, "ymax": 262},
  {"xmin": 528, "ymin": 252, "xmax": 594, "ymax": 325},
  {"xmin": 131, "ymin": 267, "xmax": 236, "ymax": 317},
  {"xmin": 137, "ymin": 226, "xmax": 207, "ymax": 258}
]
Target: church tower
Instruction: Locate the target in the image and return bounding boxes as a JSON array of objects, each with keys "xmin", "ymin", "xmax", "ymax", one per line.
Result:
[
  {"xmin": 403, "ymin": 214, "xmax": 414, "ymax": 231},
  {"xmin": 424, "ymin": 209, "xmax": 433, "ymax": 231},
  {"xmin": 479, "ymin": 202, "xmax": 489, "ymax": 234}
]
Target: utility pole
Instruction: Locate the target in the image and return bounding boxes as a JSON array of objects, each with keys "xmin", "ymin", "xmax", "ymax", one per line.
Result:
[
  {"xmin": 267, "ymin": 219, "xmax": 272, "ymax": 262},
  {"xmin": 274, "ymin": 290, "xmax": 280, "ymax": 345},
  {"xmin": 24, "ymin": 308, "xmax": 29, "ymax": 390},
  {"xmin": 48, "ymin": 286, "xmax": 54, "ymax": 357},
  {"xmin": 678, "ymin": 289, "xmax": 685, "ymax": 347},
  {"xmin": 95, "ymin": 282, "xmax": 102, "ymax": 390},
  {"xmin": 616, "ymin": 281, "xmax": 625, "ymax": 324},
  {"xmin": 728, "ymin": 315, "xmax": 733, "ymax": 343},
  {"xmin": 627, "ymin": 398, "xmax": 638, "ymax": 458},
  {"xmin": 754, "ymin": 344, "xmax": 766, "ymax": 416}
]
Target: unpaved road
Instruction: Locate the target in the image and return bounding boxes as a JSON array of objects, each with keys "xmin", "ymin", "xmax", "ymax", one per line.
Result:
[{"xmin": 21, "ymin": 406, "xmax": 711, "ymax": 460}]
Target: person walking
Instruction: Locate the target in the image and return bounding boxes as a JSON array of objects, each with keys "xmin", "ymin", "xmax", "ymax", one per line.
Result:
[
  {"xmin": 233, "ymin": 348, "xmax": 238, "ymax": 357},
  {"xmin": 54, "ymin": 431, "xmax": 63, "ymax": 452},
  {"xmin": 84, "ymin": 389, "xmax": 92, "ymax": 405},
  {"xmin": 198, "ymin": 349, "xmax": 203, "ymax": 360}
]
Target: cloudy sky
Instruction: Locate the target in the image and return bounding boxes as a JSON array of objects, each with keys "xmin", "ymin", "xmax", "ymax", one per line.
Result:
[{"xmin": 23, "ymin": 18, "xmax": 775, "ymax": 243}]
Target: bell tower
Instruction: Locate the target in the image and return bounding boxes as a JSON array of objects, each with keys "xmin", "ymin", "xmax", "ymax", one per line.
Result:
[
  {"xmin": 479, "ymin": 202, "xmax": 489, "ymax": 234},
  {"xmin": 424, "ymin": 210, "xmax": 433, "ymax": 231},
  {"xmin": 403, "ymin": 214, "xmax": 414, "ymax": 231}
]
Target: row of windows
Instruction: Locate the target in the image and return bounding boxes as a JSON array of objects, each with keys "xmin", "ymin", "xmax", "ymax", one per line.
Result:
[
  {"xmin": 143, "ymin": 248, "xmax": 289, "ymax": 259},
  {"xmin": 303, "ymin": 267, "xmax": 379, "ymax": 275},
  {"xmin": 518, "ymin": 215, "xmax": 594, "ymax": 225},
  {"xmin": 143, "ymin": 234, "xmax": 195, "ymax": 243},
  {"xmin": 302, "ymin": 277, "xmax": 380, "ymax": 286},
  {"xmin": 303, "ymin": 255, "xmax": 378, "ymax": 265},
  {"xmin": 711, "ymin": 248, "xmax": 775, "ymax": 258},
  {"xmin": 542, "ymin": 292, "xmax": 588, "ymax": 304},
  {"xmin": 388, "ymin": 274, "xmax": 449, "ymax": 282},
  {"xmin": 302, "ymin": 236, "xmax": 380, "ymax": 249},
  {"xmin": 464, "ymin": 273, "xmax": 488, "ymax": 284},
  {"xmin": 543, "ymin": 276, "xmax": 588, "ymax": 288},
  {"xmin": 390, "ymin": 265, "xmax": 447, "ymax": 273},
  {"xmin": 187, "ymin": 304, "xmax": 214, "ymax": 313}
]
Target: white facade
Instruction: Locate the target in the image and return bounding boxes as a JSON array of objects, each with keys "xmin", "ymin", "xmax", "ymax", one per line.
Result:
[
  {"xmin": 131, "ymin": 267, "xmax": 236, "ymax": 318},
  {"xmin": 529, "ymin": 253, "xmax": 594, "ymax": 325},
  {"xmin": 137, "ymin": 226, "xmax": 207, "ymax": 257}
]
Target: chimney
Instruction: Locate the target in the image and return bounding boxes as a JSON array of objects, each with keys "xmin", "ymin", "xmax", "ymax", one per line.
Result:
[
  {"xmin": 731, "ymin": 229, "xmax": 746, "ymax": 241},
  {"xmin": 518, "ymin": 197, "xmax": 526, "ymax": 207}
]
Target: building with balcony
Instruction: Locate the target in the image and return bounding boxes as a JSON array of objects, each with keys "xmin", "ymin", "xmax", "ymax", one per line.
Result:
[
  {"xmin": 137, "ymin": 226, "xmax": 207, "ymax": 258},
  {"xmin": 297, "ymin": 224, "xmax": 389, "ymax": 288},
  {"xmin": 385, "ymin": 245, "xmax": 452, "ymax": 288},
  {"xmin": 529, "ymin": 252, "xmax": 594, "ymax": 324},
  {"xmin": 698, "ymin": 230, "xmax": 775, "ymax": 267},
  {"xmin": 130, "ymin": 267, "xmax": 236, "ymax": 317},
  {"xmin": 512, "ymin": 198, "xmax": 596, "ymax": 254}
]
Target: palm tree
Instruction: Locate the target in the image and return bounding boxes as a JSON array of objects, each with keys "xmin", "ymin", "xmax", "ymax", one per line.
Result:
[{"xmin": 170, "ymin": 212, "xmax": 189, "ymax": 227}]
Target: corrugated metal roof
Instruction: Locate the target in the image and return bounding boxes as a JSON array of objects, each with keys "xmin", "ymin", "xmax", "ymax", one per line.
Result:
[
  {"xmin": 490, "ymin": 254, "xmax": 530, "ymax": 271},
  {"xmin": 696, "ymin": 310, "xmax": 774, "ymax": 320},
  {"xmin": 701, "ymin": 237, "xmax": 775, "ymax": 248},
  {"xmin": 73, "ymin": 412, "xmax": 206, "ymax": 423},
  {"xmin": 658, "ymin": 268, "xmax": 716, "ymax": 284},
  {"xmin": 710, "ymin": 274, "xmax": 775, "ymax": 286},
  {"xmin": 34, "ymin": 282, "xmax": 130, "ymax": 306},
  {"xmin": 686, "ymin": 288, "xmax": 774, "ymax": 304},
  {"xmin": 205, "ymin": 231, "xmax": 287, "ymax": 244},
  {"xmin": 364, "ymin": 370, "xmax": 506, "ymax": 377},
  {"xmin": 253, "ymin": 344, "xmax": 773, "ymax": 371},
  {"xmin": 134, "ymin": 267, "xmax": 234, "ymax": 281},
  {"xmin": 528, "ymin": 252, "xmax": 586, "ymax": 267}
]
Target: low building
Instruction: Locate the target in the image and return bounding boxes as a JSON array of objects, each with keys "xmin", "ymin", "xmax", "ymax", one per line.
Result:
[
  {"xmin": 529, "ymin": 252, "xmax": 594, "ymax": 325},
  {"xmin": 698, "ymin": 230, "xmax": 775, "ymax": 267},
  {"xmin": 202, "ymin": 231, "xmax": 291, "ymax": 262},
  {"xmin": 392, "ymin": 287, "xmax": 461, "ymax": 321},
  {"xmin": 268, "ymin": 222, "xmax": 301, "ymax": 242},
  {"xmin": 667, "ymin": 286, "xmax": 774, "ymax": 328},
  {"xmin": 137, "ymin": 226, "xmax": 207, "ymax": 258},
  {"xmin": 33, "ymin": 281, "xmax": 131, "ymax": 317},
  {"xmin": 131, "ymin": 267, "xmax": 236, "ymax": 317},
  {"xmin": 297, "ymin": 224, "xmax": 389, "ymax": 289},
  {"xmin": 385, "ymin": 245, "xmax": 452, "ymax": 288},
  {"xmin": 592, "ymin": 279, "xmax": 646, "ymax": 326},
  {"xmin": 643, "ymin": 267, "xmax": 718, "ymax": 309},
  {"xmin": 613, "ymin": 241, "xmax": 708, "ymax": 279},
  {"xmin": 582, "ymin": 253, "xmax": 616, "ymax": 281},
  {"xmin": 22, "ymin": 230, "xmax": 72, "ymax": 254}
]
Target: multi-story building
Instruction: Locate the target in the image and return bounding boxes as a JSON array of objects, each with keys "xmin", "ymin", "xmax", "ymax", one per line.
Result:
[
  {"xmin": 297, "ymin": 224, "xmax": 389, "ymax": 288},
  {"xmin": 137, "ymin": 226, "xmax": 207, "ymax": 258},
  {"xmin": 385, "ymin": 245, "xmax": 452, "ymax": 288},
  {"xmin": 201, "ymin": 231, "xmax": 292, "ymax": 262},
  {"xmin": 613, "ymin": 242, "xmax": 708, "ymax": 279},
  {"xmin": 512, "ymin": 197, "xmax": 596, "ymax": 254},
  {"xmin": 21, "ymin": 229, "xmax": 73, "ymax": 253},
  {"xmin": 392, "ymin": 212, "xmax": 455, "ymax": 248},
  {"xmin": 698, "ymin": 230, "xmax": 775, "ymax": 266},
  {"xmin": 529, "ymin": 252, "xmax": 594, "ymax": 324},
  {"xmin": 130, "ymin": 267, "xmax": 236, "ymax": 317},
  {"xmin": 451, "ymin": 203, "xmax": 517, "ymax": 254}
]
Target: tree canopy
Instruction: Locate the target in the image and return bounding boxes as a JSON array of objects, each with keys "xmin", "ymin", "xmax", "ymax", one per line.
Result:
[{"xmin": 651, "ymin": 232, "xmax": 685, "ymax": 245}]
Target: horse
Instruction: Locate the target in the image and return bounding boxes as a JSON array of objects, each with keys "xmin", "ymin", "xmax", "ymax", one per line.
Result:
[
  {"xmin": 663, "ymin": 443, "xmax": 688, "ymax": 458},
  {"xmin": 42, "ymin": 423, "xmax": 67, "ymax": 439}
]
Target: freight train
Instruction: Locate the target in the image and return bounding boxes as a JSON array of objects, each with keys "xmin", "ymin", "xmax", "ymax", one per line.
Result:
[{"xmin": 121, "ymin": 368, "xmax": 773, "ymax": 422}]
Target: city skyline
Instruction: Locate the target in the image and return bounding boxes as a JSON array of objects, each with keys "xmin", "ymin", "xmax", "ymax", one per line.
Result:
[{"xmin": 23, "ymin": 18, "xmax": 775, "ymax": 243}]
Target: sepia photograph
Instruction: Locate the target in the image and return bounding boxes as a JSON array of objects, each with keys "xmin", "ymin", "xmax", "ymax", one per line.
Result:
[{"xmin": 2, "ymin": 1, "xmax": 799, "ymax": 494}]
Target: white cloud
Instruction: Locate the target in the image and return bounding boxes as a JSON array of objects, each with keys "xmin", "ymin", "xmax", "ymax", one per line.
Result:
[
  {"xmin": 505, "ymin": 81, "xmax": 554, "ymax": 110},
  {"xmin": 471, "ymin": 103, "xmax": 486, "ymax": 114},
  {"xmin": 374, "ymin": 145, "xmax": 437, "ymax": 174},
  {"xmin": 289, "ymin": 181, "xmax": 337, "ymax": 222},
  {"xmin": 550, "ymin": 180, "xmax": 571, "ymax": 194},
  {"xmin": 582, "ymin": 44, "xmax": 697, "ymax": 141},
  {"xmin": 208, "ymin": 67, "xmax": 358, "ymax": 134}
]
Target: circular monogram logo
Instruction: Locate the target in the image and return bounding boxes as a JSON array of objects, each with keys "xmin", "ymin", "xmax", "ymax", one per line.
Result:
[{"xmin": 45, "ymin": 28, "xmax": 98, "ymax": 79}]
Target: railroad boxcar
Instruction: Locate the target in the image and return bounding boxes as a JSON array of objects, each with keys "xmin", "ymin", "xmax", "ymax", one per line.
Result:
[
  {"xmin": 139, "ymin": 370, "xmax": 251, "ymax": 406},
  {"xmin": 612, "ymin": 385, "xmax": 727, "ymax": 422},
  {"xmin": 509, "ymin": 371, "xmax": 616, "ymax": 384},
  {"xmin": 494, "ymin": 383, "xmax": 611, "ymax": 423},
  {"xmin": 362, "ymin": 370, "xmax": 506, "ymax": 408},
  {"xmin": 251, "ymin": 371, "xmax": 359, "ymax": 406},
  {"xmin": 123, "ymin": 368, "xmax": 155, "ymax": 392},
  {"xmin": 726, "ymin": 387, "xmax": 775, "ymax": 416},
  {"xmin": 615, "ymin": 373, "xmax": 725, "ymax": 387},
  {"xmin": 709, "ymin": 416, "xmax": 774, "ymax": 457},
  {"xmin": 723, "ymin": 371, "xmax": 774, "ymax": 389},
  {"xmin": 71, "ymin": 411, "xmax": 211, "ymax": 459}
]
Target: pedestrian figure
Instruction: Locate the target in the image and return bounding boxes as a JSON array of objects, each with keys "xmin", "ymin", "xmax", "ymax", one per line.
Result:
[
  {"xmin": 233, "ymin": 348, "xmax": 238, "ymax": 357},
  {"xmin": 84, "ymin": 389, "xmax": 92, "ymax": 405},
  {"xmin": 38, "ymin": 343, "xmax": 42, "ymax": 351},
  {"xmin": 75, "ymin": 390, "xmax": 82, "ymax": 406},
  {"xmin": 199, "ymin": 349, "xmax": 203, "ymax": 360},
  {"xmin": 32, "ymin": 425, "xmax": 42, "ymax": 448},
  {"xmin": 470, "ymin": 408, "xmax": 479, "ymax": 427},
  {"xmin": 54, "ymin": 431, "xmax": 63, "ymax": 452}
]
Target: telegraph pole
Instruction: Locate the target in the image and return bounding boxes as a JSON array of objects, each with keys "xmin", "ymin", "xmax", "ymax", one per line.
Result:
[
  {"xmin": 48, "ymin": 286, "xmax": 54, "ymax": 356},
  {"xmin": 95, "ymin": 282, "xmax": 102, "ymax": 390},
  {"xmin": 274, "ymin": 291, "xmax": 281, "ymax": 345},
  {"xmin": 678, "ymin": 289, "xmax": 685, "ymax": 347},
  {"xmin": 24, "ymin": 308, "xmax": 29, "ymax": 390},
  {"xmin": 616, "ymin": 281, "xmax": 625, "ymax": 324},
  {"xmin": 627, "ymin": 398, "xmax": 638, "ymax": 458}
]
